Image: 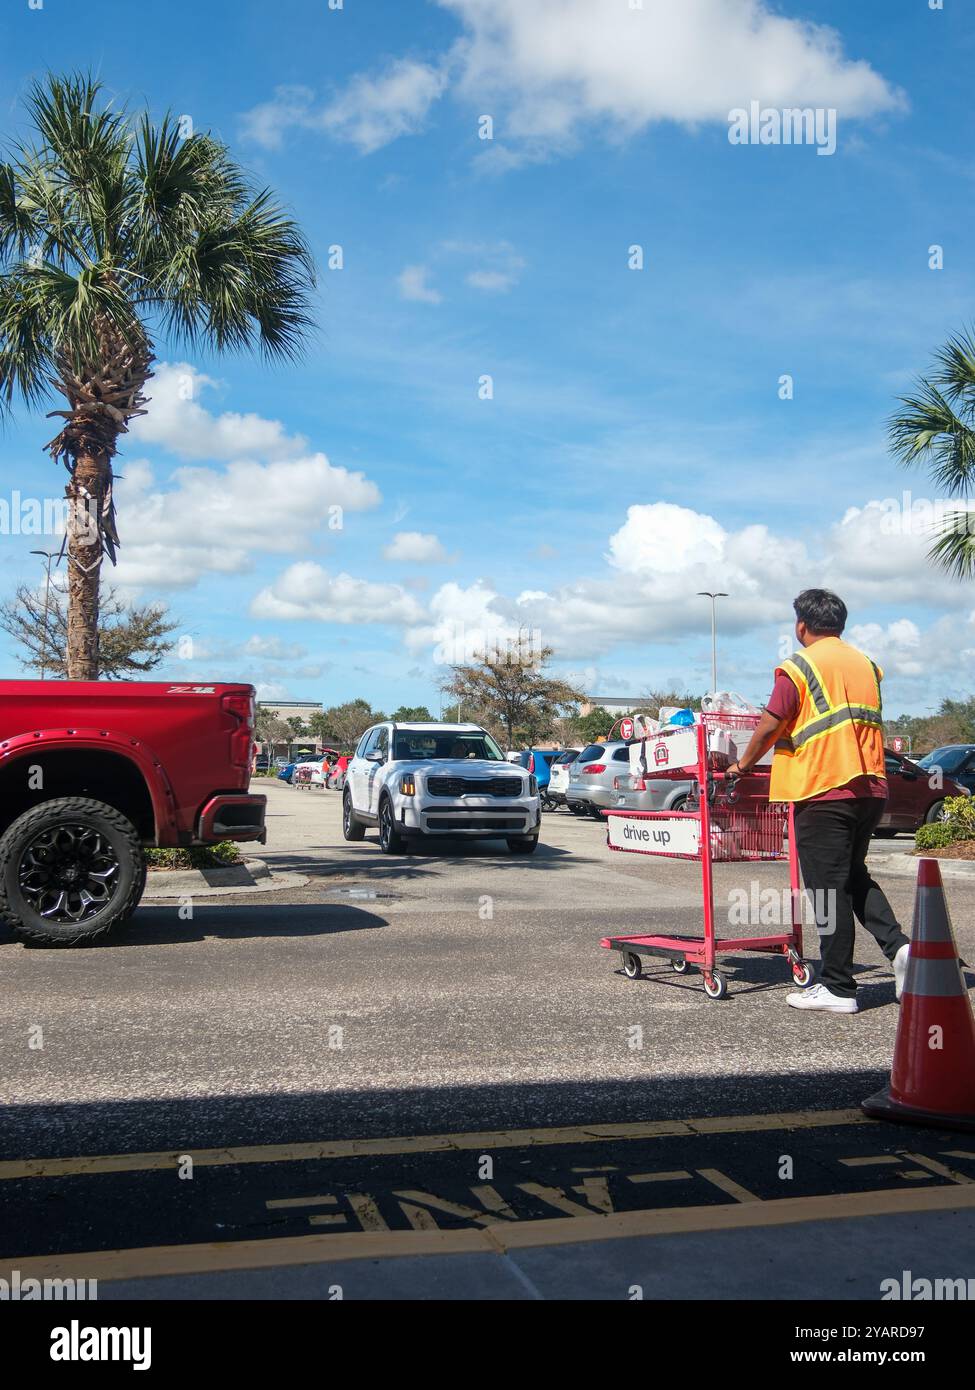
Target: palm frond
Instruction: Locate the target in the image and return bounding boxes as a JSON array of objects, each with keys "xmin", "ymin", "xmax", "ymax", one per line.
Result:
[
  {"xmin": 25, "ymin": 73, "xmax": 131, "ymax": 260},
  {"xmin": 928, "ymin": 515, "xmax": 975, "ymax": 580},
  {"xmin": 931, "ymin": 328, "xmax": 975, "ymax": 421},
  {"xmin": 0, "ymin": 270, "xmax": 56, "ymax": 414},
  {"xmin": 0, "ymin": 161, "xmax": 39, "ymax": 266},
  {"xmin": 147, "ymin": 186, "xmax": 315, "ymax": 359},
  {"xmin": 888, "ymin": 378, "xmax": 975, "ymax": 496}
]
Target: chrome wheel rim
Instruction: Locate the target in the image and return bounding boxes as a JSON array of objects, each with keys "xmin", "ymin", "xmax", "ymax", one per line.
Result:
[{"xmin": 18, "ymin": 823, "xmax": 120, "ymax": 924}]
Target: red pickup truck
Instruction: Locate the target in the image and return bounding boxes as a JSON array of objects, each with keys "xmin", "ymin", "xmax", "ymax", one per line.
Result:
[{"xmin": 0, "ymin": 680, "xmax": 266, "ymax": 947}]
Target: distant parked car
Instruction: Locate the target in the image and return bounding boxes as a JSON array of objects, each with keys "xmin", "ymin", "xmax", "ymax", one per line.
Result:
[
  {"xmin": 278, "ymin": 752, "xmax": 322, "ymax": 783},
  {"xmin": 610, "ymin": 769, "xmax": 694, "ymax": 814},
  {"xmin": 915, "ymin": 745, "xmax": 975, "ymax": 797},
  {"xmin": 566, "ymin": 741, "xmax": 637, "ymax": 819},
  {"xmin": 511, "ymin": 749, "xmax": 563, "ymax": 796},
  {"xmin": 547, "ymin": 749, "xmax": 582, "ymax": 806},
  {"xmin": 875, "ymin": 749, "xmax": 969, "ymax": 835}
]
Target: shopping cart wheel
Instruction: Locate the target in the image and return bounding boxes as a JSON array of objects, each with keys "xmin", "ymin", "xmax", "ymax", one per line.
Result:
[
  {"xmin": 671, "ymin": 958, "xmax": 690, "ymax": 974},
  {"xmin": 791, "ymin": 960, "xmax": 813, "ymax": 987},
  {"xmin": 621, "ymin": 951, "xmax": 643, "ymax": 980},
  {"xmin": 703, "ymin": 972, "xmax": 727, "ymax": 1000}
]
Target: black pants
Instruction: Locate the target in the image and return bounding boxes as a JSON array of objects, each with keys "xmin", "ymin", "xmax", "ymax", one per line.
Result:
[{"xmin": 793, "ymin": 798, "xmax": 909, "ymax": 998}]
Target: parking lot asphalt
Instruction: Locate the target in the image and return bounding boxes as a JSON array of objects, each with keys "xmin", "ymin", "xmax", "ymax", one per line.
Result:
[{"xmin": 2, "ymin": 779, "xmax": 973, "ymax": 1295}]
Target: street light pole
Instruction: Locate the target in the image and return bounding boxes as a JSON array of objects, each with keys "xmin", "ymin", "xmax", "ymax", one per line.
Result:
[
  {"xmin": 30, "ymin": 549, "xmax": 59, "ymax": 680},
  {"xmin": 697, "ymin": 591, "xmax": 728, "ymax": 693}
]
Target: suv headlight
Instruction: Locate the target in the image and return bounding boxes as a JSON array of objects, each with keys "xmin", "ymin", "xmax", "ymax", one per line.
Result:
[
  {"xmin": 528, "ymin": 775, "xmax": 538, "ymax": 796},
  {"xmin": 400, "ymin": 774, "xmax": 416, "ymax": 796}
]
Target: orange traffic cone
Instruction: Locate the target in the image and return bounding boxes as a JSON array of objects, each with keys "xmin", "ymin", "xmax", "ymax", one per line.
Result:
[{"xmin": 863, "ymin": 858, "xmax": 975, "ymax": 1132}]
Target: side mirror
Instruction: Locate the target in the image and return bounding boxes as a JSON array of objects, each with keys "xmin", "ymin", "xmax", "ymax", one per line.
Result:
[{"xmin": 366, "ymin": 749, "xmax": 385, "ymax": 763}]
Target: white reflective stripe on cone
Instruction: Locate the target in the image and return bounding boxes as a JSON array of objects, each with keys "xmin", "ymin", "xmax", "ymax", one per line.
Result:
[
  {"xmin": 911, "ymin": 888, "xmax": 955, "ymax": 946},
  {"xmin": 904, "ymin": 957, "xmax": 968, "ymax": 998}
]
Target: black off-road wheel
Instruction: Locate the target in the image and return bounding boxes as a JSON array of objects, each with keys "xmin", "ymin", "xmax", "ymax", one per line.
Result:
[{"xmin": 0, "ymin": 798, "xmax": 144, "ymax": 947}]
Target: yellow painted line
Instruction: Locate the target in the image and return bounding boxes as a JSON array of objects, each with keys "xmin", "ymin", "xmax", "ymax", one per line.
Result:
[
  {"xmin": 839, "ymin": 1155, "xmax": 902, "ymax": 1167},
  {"xmin": 628, "ymin": 1171, "xmax": 691, "ymax": 1184},
  {"xmin": 0, "ymin": 1108, "xmax": 868, "ymax": 1183},
  {"xmin": 6, "ymin": 1184, "xmax": 975, "ymax": 1282},
  {"xmin": 696, "ymin": 1168, "xmax": 761, "ymax": 1203},
  {"xmin": 266, "ymin": 1195, "xmax": 337, "ymax": 1210},
  {"xmin": 902, "ymin": 1153, "xmax": 974, "ymax": 1186}
]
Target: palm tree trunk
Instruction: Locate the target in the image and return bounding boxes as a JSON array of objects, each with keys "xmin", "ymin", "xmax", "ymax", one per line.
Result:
[{"xmin": 65, "ymin": 449, "xmax": 108, "ymax": 680}]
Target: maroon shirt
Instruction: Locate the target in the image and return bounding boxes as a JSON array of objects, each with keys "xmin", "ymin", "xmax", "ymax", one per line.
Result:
[{"xmin": 767, "ymin": 671, "xmax": 886, "ymax": 803}]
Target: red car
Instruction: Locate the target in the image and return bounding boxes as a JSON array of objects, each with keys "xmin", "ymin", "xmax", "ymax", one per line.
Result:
[{"xmin": 875, "ymin": 749, "xmax": 968, "ymax": 836}]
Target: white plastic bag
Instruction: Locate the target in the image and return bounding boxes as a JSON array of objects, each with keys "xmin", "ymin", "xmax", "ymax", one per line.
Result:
[{"xmin": 702, "ymin": 691, "xmax": 761, "ymax": 715}]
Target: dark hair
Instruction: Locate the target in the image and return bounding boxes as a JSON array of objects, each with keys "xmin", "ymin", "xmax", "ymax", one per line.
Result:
[{"xmin": 793, "ymin": 588, "xmax": 847, "ymax": 635}]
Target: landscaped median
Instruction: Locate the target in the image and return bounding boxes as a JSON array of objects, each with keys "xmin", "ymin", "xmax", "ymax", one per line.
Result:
[
  {"xmin": 871, "ymin": 795, "xmax": 975, "ymax": 880},
  {"xmin": 914, "ymin": 795, "xmax": 975, "ymax": 860},
  {"xmin": 142, "ymin": 842, "xmax": 308, "ymax": 897}
]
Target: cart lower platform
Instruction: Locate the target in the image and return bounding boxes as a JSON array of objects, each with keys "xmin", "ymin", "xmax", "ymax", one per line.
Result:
[{"xmin": 600, "ymin": 931, "xmax": 812, "ymax": 1000}]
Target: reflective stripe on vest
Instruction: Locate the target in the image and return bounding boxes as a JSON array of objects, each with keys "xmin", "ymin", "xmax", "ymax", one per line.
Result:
[{"xmin": 769, "ymin": 638, "xmax": 886, "ymax": 802}]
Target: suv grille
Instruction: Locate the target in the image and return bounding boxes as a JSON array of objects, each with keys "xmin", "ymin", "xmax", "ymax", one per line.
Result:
[{"xmin": 427, "ymin": 776, "xmax": 523, "ymax": 798}]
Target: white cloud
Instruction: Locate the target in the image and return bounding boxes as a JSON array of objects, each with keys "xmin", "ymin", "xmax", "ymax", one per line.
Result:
[
  {"xmin": 239, "ymin": 84, "xmax": 318, "ymax": 151},
  {"xmin": 384, "ymin": 531, "xmax": 449, "ymax": 563},
  {"xmin": 251, "ymin": 562, "xmax": 426, "ymax": 626},
  {"xmin": 401, "ymin": 496, "xmax": 968, "ymax": 667},
  {"xmin": 112, "ymin": 455, "xmax": 381, "ymax": 591},
  {"xmin": 131, "ymin": 364, "xmax": 308, "ymax": 461},
  {"xmin": 397, "ymin": 265, "xmax": 443, "ymax": 304},
  {"xmin": 466, "ymin": 268, "xmax": 518, "ymax": 293},
  {"xmin": 241, "ymin": 60, "xmax": 448, "ymax": 154},
  {"xmin": 441, "ymin": 0, "xmax": 904, "ymax": 158}
]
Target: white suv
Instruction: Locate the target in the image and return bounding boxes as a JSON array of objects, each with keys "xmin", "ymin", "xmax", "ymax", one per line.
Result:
[{"xmin": 343, "ymin": 722, "xmax": 541, "ymax": 855}]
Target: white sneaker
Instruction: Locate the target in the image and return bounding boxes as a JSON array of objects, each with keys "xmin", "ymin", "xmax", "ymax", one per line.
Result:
[
  {"xmin": 786, "ymin": 983, "xmax": 859, "ymax": 1013},
  {"xmin": 893, "ymin": 943, "xmax": 910, "ymax": 1002}
]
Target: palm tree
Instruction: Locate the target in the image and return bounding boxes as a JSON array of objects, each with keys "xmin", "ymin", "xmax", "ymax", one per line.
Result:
[
  {"xmin": 0, "ymin": 73, "xmax": 315, "ymax": 678},
  {"xmin": 888, "ymin": 329, "xmax": 975, "ymax": 578}
]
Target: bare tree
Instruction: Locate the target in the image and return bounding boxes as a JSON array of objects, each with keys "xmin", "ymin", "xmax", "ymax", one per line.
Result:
[
  {"xmin": 443, "ymin": 646, "xmax": 582, "ymax": 747},
  {"xmin": 0, "ymin": 583, "xmax": 177, "ymax": 679}
]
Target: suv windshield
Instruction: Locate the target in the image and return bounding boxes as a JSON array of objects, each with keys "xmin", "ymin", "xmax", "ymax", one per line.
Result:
[
  {"xmin": 578, "ymin": 745, "xmax": 605, "ymax": 762},
  {"xmin": 392, "ymin": 731, "xmax": 506, "ymax": 762},
  {"xmin": 918, "ymin": 747, "xmax": 968, "ymax": 774}
]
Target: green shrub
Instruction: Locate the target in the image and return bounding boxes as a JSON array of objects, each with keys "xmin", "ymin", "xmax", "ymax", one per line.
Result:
[
  {"xmin": 915, "ymin": 822, "xmax": 954, "ymax": 852},
  {"xmin": 942, "ymin": 794, "xmax": 975, "ymax": 839},
  {"xmin": 144, "ymin": 841, "xmax": 242, "ymax": 869}
]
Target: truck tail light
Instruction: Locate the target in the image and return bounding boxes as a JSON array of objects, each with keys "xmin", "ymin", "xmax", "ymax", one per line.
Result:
[
  {"xmin": 222, "ymin": 691, "xmax": 256, "ymax": 770},
  {"xmin": 581, "ymin": 763, "xmax": 605, "ymax": 775}
]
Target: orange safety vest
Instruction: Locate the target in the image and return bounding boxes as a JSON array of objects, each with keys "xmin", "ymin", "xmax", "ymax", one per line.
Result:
[{"xmin": 768, "ymin": 636, "xmax": 886, "ymax": 803}]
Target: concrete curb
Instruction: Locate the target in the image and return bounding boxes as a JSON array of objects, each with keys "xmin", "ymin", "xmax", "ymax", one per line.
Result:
[
  {"xmin": 143, "ymin": 857, "xmax": 309, "ymax": 898},
  {"xmin": 869, "ymin": 852, "xmax": 975, "ymax": 881}
]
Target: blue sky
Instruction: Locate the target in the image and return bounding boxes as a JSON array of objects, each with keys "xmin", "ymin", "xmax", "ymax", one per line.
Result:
[{"xmin": 1, "ymin": 0, "xmax": 973, "ymax": 717}]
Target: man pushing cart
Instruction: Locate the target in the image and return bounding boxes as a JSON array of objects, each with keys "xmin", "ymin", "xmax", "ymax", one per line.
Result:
[{"xmin": 601, "ymin": 589, "xmax": 909, "ymax": 1009}]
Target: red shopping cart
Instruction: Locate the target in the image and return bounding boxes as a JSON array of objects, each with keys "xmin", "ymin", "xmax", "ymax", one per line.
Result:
[{"xmin": 599, "ymin": 714, "xmax": 811, "ymax": 1000}]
